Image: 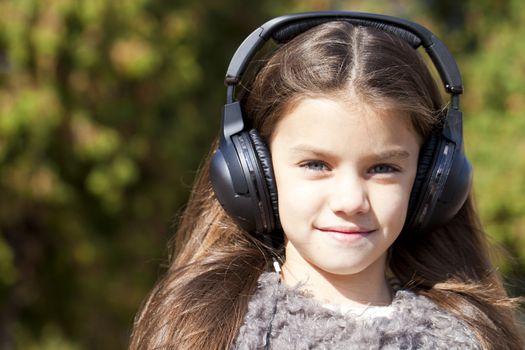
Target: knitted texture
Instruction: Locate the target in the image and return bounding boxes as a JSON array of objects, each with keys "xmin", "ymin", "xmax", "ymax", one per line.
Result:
[{"xmin": 233, "ymin": 272, "xmax": 480, "ymax": 349}]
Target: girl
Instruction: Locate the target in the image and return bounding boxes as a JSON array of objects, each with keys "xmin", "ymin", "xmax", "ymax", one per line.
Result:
[{"xmin": 129, "ymin": 12, "xmax": 524, "ymax": 349}]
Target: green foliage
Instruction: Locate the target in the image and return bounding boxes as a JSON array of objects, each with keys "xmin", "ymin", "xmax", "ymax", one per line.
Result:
[
  {"xmin": 0, "ymin": 0, "xmax": 287, "ymax": 348},
  {"xmin": 458, "ymin": 0, "xmax": 525, "ymax": 289},
  {"xmin": 0, "ymin": 0, "xmax": 523, "ymax": 348},
  {"xmin": 0, "ymin": 232, "xmax": 16, "ymax": 287}
]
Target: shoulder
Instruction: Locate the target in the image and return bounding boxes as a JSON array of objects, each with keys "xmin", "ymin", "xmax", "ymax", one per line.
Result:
[
  {"xmin": 232, "ymin": 272, "xmax": 283, "ymax": 349},
  {"xmin": 389, "ymin": 289, "xmax": 481, "ymax": 348}
]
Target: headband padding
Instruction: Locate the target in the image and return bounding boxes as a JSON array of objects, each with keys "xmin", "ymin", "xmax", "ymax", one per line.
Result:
[
  {"xmin": 248, "ymin": 129, "xmax": 280, "ymax": 225},
  {"xmin": 273, "ymin": 18, "xmax": 421, "ymax": 48},
  {"xmin": 406, "ymin": 133, "xmax": 439, "ymax": 230}
]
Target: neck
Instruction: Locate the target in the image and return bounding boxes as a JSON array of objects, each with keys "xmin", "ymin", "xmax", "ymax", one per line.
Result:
[{"xmin": 281, "ymin": 249, "xmax": 392, "ymax": 308}]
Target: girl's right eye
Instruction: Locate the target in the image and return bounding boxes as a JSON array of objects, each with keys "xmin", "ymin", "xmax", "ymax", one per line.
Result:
[{"xmin": 299, "ymin": 160, "xmax": 330, "ymax": 173}]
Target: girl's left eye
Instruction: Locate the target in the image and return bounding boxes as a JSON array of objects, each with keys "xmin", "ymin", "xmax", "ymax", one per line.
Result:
[{"xmin": 369, "ymin": 164, "xmax": 398, "ymax": 174}]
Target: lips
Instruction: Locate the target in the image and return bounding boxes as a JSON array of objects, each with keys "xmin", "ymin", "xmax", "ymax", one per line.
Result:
[{"xmin": 317, "ymin": 226, "xmax": 375, "ymax": 234}]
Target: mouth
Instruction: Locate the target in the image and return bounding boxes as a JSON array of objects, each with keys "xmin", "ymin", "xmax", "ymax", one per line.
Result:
[{"xmin": 317, "ymin": 226, "xmax": 375, "ymax": 235}]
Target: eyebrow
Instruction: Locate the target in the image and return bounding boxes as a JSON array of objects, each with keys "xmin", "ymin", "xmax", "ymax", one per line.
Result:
[
  {"xmin": 290, "ymin": 145, "xmax": 333, "ymax": 157},
  {"xmin": 374, "ymin": 149, "xmax": 411, "ymax": 160},
  {"xmin": 289, "ymin": 145, "xmax": 411, "ymax": 160}
]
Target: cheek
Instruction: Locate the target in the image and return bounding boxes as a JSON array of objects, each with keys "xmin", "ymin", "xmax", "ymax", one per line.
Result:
[
  {"xmin": 277, "ymin": 178, "xmax": 321, "ymax": 215},
  {"xmin": 274, "ymin": 170, "xmax": 326, "ymax": 232},
  {"xmin": 370, "ymin": 185, "xmax": 411, "ymax": 229}
]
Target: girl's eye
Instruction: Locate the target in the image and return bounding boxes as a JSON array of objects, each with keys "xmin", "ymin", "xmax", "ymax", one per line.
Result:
[
  {"xmin": 300, "ymin": 160, "xmax": 330, "ymax": 173},
  {"xmin": 369, "ymin": 164, "xmax": 398, "ymax": 174}
]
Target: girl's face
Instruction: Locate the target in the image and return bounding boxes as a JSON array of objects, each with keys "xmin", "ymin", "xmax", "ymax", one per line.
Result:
[{"xmin": 270, "ymin": 96, "xmax": 421, "ymax": 285}]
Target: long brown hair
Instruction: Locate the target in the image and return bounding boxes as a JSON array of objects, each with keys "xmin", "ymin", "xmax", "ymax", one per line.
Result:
[{"xmin": 130, "ymin": 21, "xmax": 524, "ymax": 349}]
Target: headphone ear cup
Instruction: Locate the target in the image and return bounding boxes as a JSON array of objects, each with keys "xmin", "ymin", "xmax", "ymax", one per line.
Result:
[
  {"xmin": 210, "ymin": 128, "xmax": 274, "ymax": 235},
  {"xmin": 248, "ymin": 129, "xmax": 280, "ymax": 229},
  {"xmin": 405, "ymin": 130, "xmax": 472, "ymax": 234}
]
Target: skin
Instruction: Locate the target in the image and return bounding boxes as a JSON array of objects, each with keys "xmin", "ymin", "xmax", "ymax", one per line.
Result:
[{"xmin": 269, "ymin": 95, "xmax": 421, "ymax": 308}]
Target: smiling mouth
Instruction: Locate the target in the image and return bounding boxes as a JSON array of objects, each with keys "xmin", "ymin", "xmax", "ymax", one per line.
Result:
[{"xmin": 317, "ymin": 226, "xmax": 375, "ymax": 235}]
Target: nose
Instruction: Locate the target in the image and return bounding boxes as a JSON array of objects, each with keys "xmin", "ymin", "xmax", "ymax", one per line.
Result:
[{"xmin": 328, "ymin": 172, "xmax": 370, "ymax": 216}]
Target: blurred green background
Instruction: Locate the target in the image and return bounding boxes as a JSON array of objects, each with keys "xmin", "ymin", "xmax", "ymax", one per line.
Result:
[{"xmin": 0, "ymin": 0, "xmax": 523, "ymax": 348}]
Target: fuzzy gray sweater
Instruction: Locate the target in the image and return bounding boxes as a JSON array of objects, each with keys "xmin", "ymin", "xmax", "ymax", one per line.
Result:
[{"xmin": 233, "ymin": 272, "xmax": 480, "ymax": 349}]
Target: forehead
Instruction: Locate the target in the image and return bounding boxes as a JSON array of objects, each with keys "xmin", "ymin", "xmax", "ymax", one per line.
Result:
[{"xmin": 270, "ymin": 96, "xmax": 421, "ymax": 155}]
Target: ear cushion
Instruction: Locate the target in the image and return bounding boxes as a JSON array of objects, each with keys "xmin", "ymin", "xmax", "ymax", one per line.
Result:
[
  {"xmin": 248, "ymin": 129, "xmax": 280, "ymax": 226},
  {"xmin": 405, "ymin": 133, "xmax": 439, "ymax": 230}
]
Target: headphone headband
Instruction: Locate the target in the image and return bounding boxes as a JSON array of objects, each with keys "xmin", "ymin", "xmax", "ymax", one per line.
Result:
[{"xmin": 225, "ymin": 11, "xmax": 463, "ymax": 96}]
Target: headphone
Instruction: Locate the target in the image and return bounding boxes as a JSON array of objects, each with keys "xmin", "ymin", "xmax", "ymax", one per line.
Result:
[{"xmin": 209, "ymin": 11, "xmax": 472, "ymax": 240}]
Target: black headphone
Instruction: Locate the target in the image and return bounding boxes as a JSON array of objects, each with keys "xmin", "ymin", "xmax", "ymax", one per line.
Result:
[{"xmin": 210, "ymin": 11, "xmax": 472, "ymax": 240}]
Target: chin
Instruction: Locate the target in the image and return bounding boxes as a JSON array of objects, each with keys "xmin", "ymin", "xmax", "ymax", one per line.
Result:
[{"xmin": 315, "ymin": 263, "xmax": 371, "ymax": 276}]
